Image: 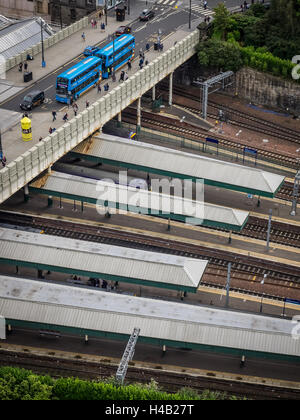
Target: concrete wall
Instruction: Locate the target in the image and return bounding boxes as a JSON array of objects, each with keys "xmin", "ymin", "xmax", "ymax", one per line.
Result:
[
  {"xmin": 4, "ymin": 15, "xmax": 89, "ymax": 71},
  {"xmin": 0, "ymin": 30, "xmax": 200, "ymax": 204}
]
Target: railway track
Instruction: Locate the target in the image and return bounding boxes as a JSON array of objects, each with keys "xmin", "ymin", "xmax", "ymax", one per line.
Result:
[
  {"xmin": 121, "ymin": 106, "xmax": 299, "ymax": 172},
  {"xmin": 1, "ymin": 349, "xmax": 299, "ymax": 400},
  {"xmin": 0, "ymin": 211, "xmax": 299, "ymax": 300},
  {"xmin": 158, "ymin": 82, "xmax": 300, "ymax": 145}
]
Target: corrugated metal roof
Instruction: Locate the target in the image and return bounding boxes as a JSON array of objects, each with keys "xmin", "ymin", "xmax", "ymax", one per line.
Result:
[
  {"xmin": 0, "ymin": 18, "xmax": 53, "ymax": 59},
  {"xmin": 72, "ymin": 134, "xmax": 284, "ymax": 197},
  {"xmin": 30, "ymin": 171, "xmax": 249, "ymax": 230},
  {"xmin": 0, "ymin": 276, "xmax": 299, "ymax": 357},
  {"xmin": 0, "ymin": 15, "xmax": 14, "ymax": 31},
  {"xmin": 0, "ymin": 228, "xmax": 208, "ymax": 290}
]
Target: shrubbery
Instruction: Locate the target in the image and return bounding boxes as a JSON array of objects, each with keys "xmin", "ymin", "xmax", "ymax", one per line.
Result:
[
  {"xmin": 196, "ymin": 1, "xmax": 300, "ymax": 81},
  {"xmin": 0, "ymin": 366, "xmax": 241, "ymax": 400}
]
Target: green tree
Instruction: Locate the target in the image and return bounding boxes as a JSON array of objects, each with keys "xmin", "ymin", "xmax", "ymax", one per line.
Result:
[
  {"xmin": 196, "ymin": 39, "xmax": 243, "ymax": 72},
  {"xmin": 212, "ymin": 3, "xmax": 231, "ymax": 40}
]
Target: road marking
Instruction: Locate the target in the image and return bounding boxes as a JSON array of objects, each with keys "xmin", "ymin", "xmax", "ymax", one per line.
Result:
[{"xmin": 44, "ymin": 85, "xmax": 53, "ymax": 92}]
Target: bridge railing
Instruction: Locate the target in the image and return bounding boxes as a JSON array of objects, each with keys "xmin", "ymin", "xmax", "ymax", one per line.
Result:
[{"xmin": 0, "ymin": 30, "xmax": 200, "ymax": 204}]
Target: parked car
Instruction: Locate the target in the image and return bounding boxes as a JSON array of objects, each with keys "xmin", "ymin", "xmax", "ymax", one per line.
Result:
[
  {"xmin": 83, "ymin": 45, "xmax": 100, "ymax": 56},
  {"xmin": 139, "ymin": 9, "xmax": 155, "ymax": 21},
  {"xmin": 20, "ymin": 90, "xmax": 45, "ymax": 111},
  {"xmin": 115, "ymin": 25, "xmax": 132, "ymax": 37}
]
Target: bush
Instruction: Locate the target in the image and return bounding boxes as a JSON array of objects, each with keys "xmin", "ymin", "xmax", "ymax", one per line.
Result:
[{"xmin": 0, "ymin": 366, "xmax": 244, "ymax": 400}]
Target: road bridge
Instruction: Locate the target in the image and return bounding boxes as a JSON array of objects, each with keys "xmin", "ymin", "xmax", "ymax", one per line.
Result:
[{"xmin": 0, "ymin": 29, "xmax": 200, "ymax": 205}]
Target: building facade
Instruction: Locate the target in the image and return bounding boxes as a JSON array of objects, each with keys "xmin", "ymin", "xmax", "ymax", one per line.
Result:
[
  {"xmin": 49, "ymin": 0, "xmax": 96, "ymax": 25},
  {"xmin": 0, "ymin": 0, "xmax": 50, "ymax": 20}
]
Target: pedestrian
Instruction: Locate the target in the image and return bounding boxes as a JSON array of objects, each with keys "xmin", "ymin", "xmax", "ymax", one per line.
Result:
[
  {"xmin": 146, "ymin": 43, "xmax": 150, "ymax": 51},
  {"xmin": 240, "ymin": 355, "xmax": 246, "ymax": 368},
  {"xmin": 139, "ymin": 58, "xmax": 144, "ymax": 70},
  {"xmin": 86, "ymin": 100, "xmax": 89, "ymax": 108},
  {"xmin": 119, "ymin": 70, "xmax": 124, "ymax": 82},
  {"xmin": 49, "ymin": 127, "xmax": 53, "ymax": 134},
  {"xmin": 145, "ymin": 60, "xmax": 149, "ymax": 66},
  {"xmin": 124, "ymin": 71, "xmax": 128, "ymax": 81},
  {"xmin": 24, "ymin": 61, "xmax": 28, "ymax": 71},
  {"xmin": 104, "ymin": 83, "xmax": 109, "ymax": 91},
  {"xmin": 99, "ymin": 10, "xmax": 103, "ymax": 19},
  {"xmin": 112, "ymin": 72, "xmax": 116, "ymax": 82},
  {"xmin": 82, "ymin": 32, "xmax": 86, "ymax": 42},
  {"xmin": 18, "ymin": 62, "xmax": 23, "ymax": 72},
  {"xmin": 1, "ymin": 156, "xmax": 6, "ymax": 167},
  {"xmin": 97, "ymin": 83, "xmax": 101, "ymax": 93},
  {"xmin": 91, "ymin": 18, "xmax": 94, "ymax": 28},
  {"xmin": 127, "ymin": 60, "xmax": 132, "ymax": 70},
  {"xmin": 101, "ymin": 22, "xmax": 105, "ymax": 32},
  {"xmin": 204, "ymin": 0, "xmax": 207, "ymax": 9},
  {"xmin": 52, "ymin": 110, "xmax": 57, "ymax": 121},
  {"xmin": 63, "ymin": 113, "xmax": 68, "ymax": 122}
]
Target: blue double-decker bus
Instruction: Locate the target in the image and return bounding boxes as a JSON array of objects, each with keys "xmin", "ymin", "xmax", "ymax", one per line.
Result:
[
  {"xmin": 96, "ymin": 34, "xmax": 135, "ymax": 78},
  {"xmin": 56, "ymin": 56, "xmax": 102, "ymax": 103}
]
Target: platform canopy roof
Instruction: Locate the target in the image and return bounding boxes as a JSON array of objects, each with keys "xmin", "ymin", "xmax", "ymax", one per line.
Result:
[
  {"xmin": 0, "ymin": 276, "xmax": 299, "ymax": 358},
  {"xmin": 71, "ymin": 134, "xmax": 285, "ymax": 197},
  {"xmin": 0, "ymin": 227, "xmax": 208, "ymax": 292},
  {"xmin": 30, "ymin": 171, "xmax": 249, "ymax": 231}
]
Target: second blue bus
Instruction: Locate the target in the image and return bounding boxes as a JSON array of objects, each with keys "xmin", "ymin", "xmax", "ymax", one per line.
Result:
[
  {"xmin": 56, "ymin": 56, "xmax": 102, "ymax": 103},
  {"xmin": 96, "ymin": 34, "xmax": 135, "ymax": 78}
]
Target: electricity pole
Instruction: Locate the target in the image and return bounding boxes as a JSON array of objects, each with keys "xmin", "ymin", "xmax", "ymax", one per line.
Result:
[
  {"xmin": 116, "ymin": 328, "xmax": 140, "ymax": 384},
  {"xmin": 225, "ymin": 262, "xmax": 231, "ymax": 308},
  {"xmin": 290, "ymin": 170, "xmax": 300, "ymax": 216},
  {"xmin": 266, "ymin": 209, "xmax": 272, "ymax": 251}
]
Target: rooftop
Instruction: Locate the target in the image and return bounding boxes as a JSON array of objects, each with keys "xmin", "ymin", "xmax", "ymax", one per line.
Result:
[
  {"xmin": 72, "ymin": 134, "xmax": 285, "ymax": 197},
  {"xmin": 0, "ymin": 227, "xmax": 208, "ymax": 292},
  {"xmin": 0, "ymin": 275, "xmax": 299, "ymax": 358}
]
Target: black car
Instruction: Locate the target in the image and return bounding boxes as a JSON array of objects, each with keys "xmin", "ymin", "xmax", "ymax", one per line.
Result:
[
  {"xmin": 20, "ymin": 90, "xmax": 45, "ymax": 111},
  {"xmin": 115, "ymin": 25, "xmax": 132, "ymax": 37},
  {"xmin": 139, "ymin": 9, "xmax": 155, "ymax": 21}
]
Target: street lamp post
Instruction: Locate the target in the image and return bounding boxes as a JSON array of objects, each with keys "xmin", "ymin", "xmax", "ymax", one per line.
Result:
[
  {"xmin": 112, "ymin": 33, "xmax": 115, "ymax": 78},
  {"xmin": 105, "ymin": 0, "xmax": 108, "ymax": 26},
  {"xmin": 40, "ymin": 19, "xmax": 46, "ymax": 67},
  {"xmin": 189, "ymin": 0, "xmax": 192, "ymax": 29}
]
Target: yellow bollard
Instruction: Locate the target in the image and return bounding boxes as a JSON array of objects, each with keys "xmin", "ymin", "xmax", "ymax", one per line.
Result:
[{"xmin": 21, "ymin": 116, "xmax": 32, "ymax": 142}]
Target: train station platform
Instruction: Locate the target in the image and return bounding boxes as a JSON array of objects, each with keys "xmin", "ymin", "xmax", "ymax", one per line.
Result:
[
  {"xmin": 0, "ymin": 275, "xmax": 299, "ymax": 362},
  {"xmin": 71, "ymin": 134, "xmax": 285, "ymax": 198},
  {"xmin": 29, "ymin": 171, "xmax": 249, "ymax": 231},
  {"xmin": 0, "ymin": 227, "xmax": 208, "ymax": 293}
]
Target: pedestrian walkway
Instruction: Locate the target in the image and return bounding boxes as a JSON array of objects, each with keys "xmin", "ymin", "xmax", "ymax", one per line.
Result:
[{"xmin": 188, "ymin": 4, "xmax": 214, "ymax": 17}]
